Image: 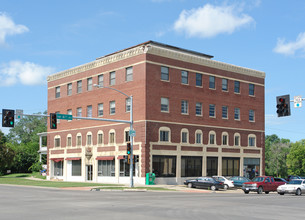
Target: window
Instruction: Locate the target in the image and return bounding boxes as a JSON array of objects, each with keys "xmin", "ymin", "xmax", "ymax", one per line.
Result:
[
  {"xmin": 77, "ymin": 80, "xmax": 82, "ymax": 93},
  {"xmin": 222, "ymin": 158, "xmax": 240, "ymax": 176},
  {"xmin": 181, "ymin": 156, "xmax": 202, "ymax": 177},
  {"xmin": 125, "ymin": 130, "xmax": 131, "ymax": 142},
  {"xmin": 87, "ymin": 105, "xmax": 92, "ymax": 117},
  {"xmin": 53, "ymin": 161, "xmax": 63, "ymax": 176},
  {"xmin": 126, "ymin": 67, "xmax": 133, "ymax": 82},
  {"xmin": 55, "ymin": 86, "xmax": 60, "ymax": 98},
  {"xmin": 87, "ymin": 134, "xmax": 92, "ymax": 146},
  {"xmin": 153, "ymin": 155, "xmax": 176, "ymax": 177},
  {"xmin": 234, "ymin": 108, "xmax": 240, "ymax": 120},
  {"xmin": 67, "ymin": 83, "xmax": 72, "ymax": 96},
  {"xmin": 195, "ymin": 131, "xmax": 202, "ymax": 144},
  {"xmin": 77, "ymin": 107, "xmax": 82, "ymax": 117},
  {"xmin": 120, "ymin": 156, "xmax": 138, "ymax": 177},
  {"xmin": 67, "ymin": 136, "xmax": 72, "ymax": 147},
  {"xmin": 181, "ymin": 100, "xmax": 188, "ymax": 114},
  {"xmin": 98, "ymin": 103, "xmax": 103, "ymax": 117},
  {"xmin": 249, "ymin": 136, "xmax": 256, "ymax": 147},
  {"xmin": 161, "ymin": 98, "xmax": 169, "ymax": 112},
  {"xmin": 209, "ymin": 104, "xmax": 215, "ymax": 117},
  {"xmin": 209, "ymin": 132, "xmax": 215, "ymax": 145},
  {"xmin": 249, "ymin": 84, "xmax": 255, "ymax": 96},
  {"xmin": 249, "ymin": 110, "xmax": 255, "ymax": 122},
  {"xmin": 98, "ymin": 74, "xmax": 104, "ymax": 87},
  {"xmin": 67, "ymin": 109, "xmax": 72, "ymax": 121},
  {"xmin": 98, "ymin": 133, "xmax": 103, "ymax": 145},
  {"xmin": 109, "ymin": 71, "xmax": 115, "ymax": 85},
  {"xmin": 126, "ymin": 98, "xmax": 131, "ymax": 112},
  {"xmin": 234, "ymin": 134, "xmax": 240, "ymax": 146},
  {"xmin": 181, "ymin": 131, "xmax": 188, "ymax": 143},
  {"xmin": 72, "ymin": 160, "xmax": 82, "ymax": 176},
  {"xmin": 76, "ymin": 135, "xmax": 82, "ymax": 146},
  {"xmin": 196, "ymin": 73, "xmax": 202, "ymax": 87},
  {"xmin": 196, "ymin": 102, "xmax": 202, "ymax": 116},
  {"xmin": 234, "ymin": 81, "xmax": 240, "ymax": 93},
  {"xmin": 222, "ymin": 106, "xmax": 228, "ymax": 119},
  {"xmin": 222, "ymin": 134, "xmax": 228, "ymax": 145},
  {"xmin": 54, "ymin": 137, "xmax": 60, "ymax": 147},
  {"xmin": 222, "ymin": 79, "xmax": 228, "ymax": 91},
  {"xmin": 98, "ymin": 159, "xmax": 115, "ymax": 176},
  {"xmin": 87, "ymin": 78, "xmax": 92, "ymax": 91},
  {"xmin": 110, "ymin": 101, "xmax": 115, "ymax": 115},
  {"xmin": 181, "ymin": 70, "xmax": 188, "ymax": 84},
  {"xmin": 109, "ymin": 132, "xmax": 115, "ymax": 144},
  {"xmin": 209, "ymin": 76, "xmax": 215, "ymax": 89},
  {"xmin": 161, "ymin": 66, "xmax": 169, "ymax": 81},
  {"xmin": 160, "ymin": 130, "xmax": 169, "ymax": 142}
]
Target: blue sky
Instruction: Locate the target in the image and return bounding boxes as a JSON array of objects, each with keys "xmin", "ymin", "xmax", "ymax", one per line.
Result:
[{"xmin": 1, "ymin": 0, "xmax": 305, "ymax": 142}]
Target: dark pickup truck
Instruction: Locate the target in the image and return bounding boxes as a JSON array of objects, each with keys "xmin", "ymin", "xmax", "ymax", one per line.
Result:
[{"xmin": 242, "ymin": 176, "xmax": 285, "ymax": 194}]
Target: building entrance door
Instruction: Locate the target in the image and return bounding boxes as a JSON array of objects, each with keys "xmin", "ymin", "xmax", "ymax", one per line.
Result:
[
  {"xmin": 86, "ymin": 165, "xmax": 93, "ymax": 181},
  {"xmin": 207, "ymin": 157, "xmax": 218, "ymax": 176}
]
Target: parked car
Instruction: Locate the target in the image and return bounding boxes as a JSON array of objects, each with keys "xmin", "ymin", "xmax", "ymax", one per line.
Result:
[
  {"xmin": 213, "ymin": 176, "xmax": 234, "ymax": 190},
  {"xmin": 274, "ymin": 177, "xmax": 288, "ymax": 184},
  {"xmin": 277, "ymin": 179, "xmax": 305, "ymax": 195},
  {"xmin": 286, "ymin": 175, "xmax": 301, "ymax": 182},
  {"xmin": 184, "ymin": 177, "xmax": 224, "ymax": 191},
  {"xmin": 242, "ymin": 176, "xmax": 285, "ymax": 194},
  {"xmin": 228, "ymin": 176, "xmax": 251, "ymax": 187}
]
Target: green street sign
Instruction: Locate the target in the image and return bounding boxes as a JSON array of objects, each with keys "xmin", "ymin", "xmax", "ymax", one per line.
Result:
[{"xmin": 56, "ymin": 113, "xmax": 72, "ymax": 120}]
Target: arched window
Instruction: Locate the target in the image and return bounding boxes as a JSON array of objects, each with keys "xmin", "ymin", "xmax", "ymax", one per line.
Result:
[
  {"xmin": 76, "ymin": 133, "xmax": 82, "ymax": 147},
  {"xmin": 222, "ymin": 132, "xmax": 229, "ymax": 146},
  {"xmin": 234, "ymin": 133, "xmax": 241, "ymax": 147},
  {"xmin": 195, "ymin": 130, "xmax": 203, "ymax": 144},
  {"xmin": 209, "ymin": 131, "xmax": 216, "ymax": 145},
  {"xmin": 109, "ymin": 129, "xmax": 116, "ymax": 144},
  {"xmin": 248, "ymin": 134, "xmax": 256, "ymax": 147},
  {"xmin": 159, "ymin": 127, "xmax": 171, "ymax": 142},
  {"xmin": 181, "ymin": 128, "xmax": 189, "ymax": 143},
  {"xmin": 66, "ymin": 134, "xmax": 72, "ymax": 147},
  {"xmin": 97, "ymin": 130, "xmax": 104, "ymax": 146}
]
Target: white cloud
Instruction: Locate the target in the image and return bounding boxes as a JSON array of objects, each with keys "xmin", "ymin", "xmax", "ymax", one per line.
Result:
[
  {"xmin": 0, "ymin": 61, "xmax": 55, "ymax": 86},
  {"xmin": 0, "ymin": 12, "xmax": 29, "ymax": 45},
  {"xmin": 274, "ymin": 32, "xmax": 305, "ymax": 56},
  {"xmin": 173, "ymin": 3, "xmax": 254, "ymax": 38}
]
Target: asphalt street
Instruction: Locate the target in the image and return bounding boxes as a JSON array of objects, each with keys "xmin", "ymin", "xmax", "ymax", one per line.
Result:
[{"xmin": 0, "ymin": 185, "xmax": 304, "ymax": 220}]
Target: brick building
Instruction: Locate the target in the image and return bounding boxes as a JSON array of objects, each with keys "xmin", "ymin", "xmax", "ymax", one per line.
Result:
[{"xmin": 47, "ymin": 41, "xmax": 265, "ymax": 185}]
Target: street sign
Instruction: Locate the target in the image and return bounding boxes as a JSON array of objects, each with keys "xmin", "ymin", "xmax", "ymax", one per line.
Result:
[
  {"xmin": 16, "ymin": 109, "xmax": 23, "ymax": 119},
  {"xmin": 56, "ymin": 113, "xmax": 73, "ymax": 120},
  {"xmin": 294, "ymin": 96, "xmax": 302, "ymax": 108},
  {"xmin": 129, "ymin": 129, "xmax": 136, "ymax": 137}
]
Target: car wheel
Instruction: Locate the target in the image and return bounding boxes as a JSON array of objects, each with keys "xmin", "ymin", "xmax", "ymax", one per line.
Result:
[
  {"xmin": 224, "ymin": 184, "xmax": 228, "ymax": 190},
  {"xmin": 257, "ymin": 186, "xmax": 263, "ymax": 194},
  {"xmin": 265, "ymin": 191, "xmax": 269, "ymax": 194},
  {"xmin": 244, "ymin": 191, "xmax": 249, "ymax": 194},
  {"xmin": 296, "ymin": 188, "xmax": 302, "ymax": 196},
  {"xmin": 279, "ymin": 193, "xmax": 285, "ymax": 195},
  {"xmin": 187, "ymin": 183, "xmax": 193, "ymax": 188},
  {"xmin": 211, "ymin": 185, "xmax": 216, "ymax": 191}
]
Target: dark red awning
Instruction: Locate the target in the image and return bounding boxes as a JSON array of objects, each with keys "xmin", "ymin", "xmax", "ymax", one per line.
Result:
[
  {"xmin": 117, "ymin": 155, "xmax": 126, "ymax": 160},
  {"xmin": 96, "ymin": 156, "xmax": 115, "ymax": 161},
  {"xmin": 51, "ymin": 158, "xmax": 64, "ymax": 163},
  {"xmin": 65, "ymin": 157, "xmax": 81, "ymax": 161}
]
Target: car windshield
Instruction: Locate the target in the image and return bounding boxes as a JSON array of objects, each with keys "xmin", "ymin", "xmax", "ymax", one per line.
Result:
[
  {"xmin": 252, "ymin": 177, "xmax": 264, "ymax": 182},
  {"xmin": 289, "ymin": 180, "xmax": 302, "ymax": 185}
]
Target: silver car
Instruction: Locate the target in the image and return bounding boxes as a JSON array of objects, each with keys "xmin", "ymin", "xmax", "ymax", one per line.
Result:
[{"xmin": 277, "ymin": 179, "xmax": 305, "ymax": 196}]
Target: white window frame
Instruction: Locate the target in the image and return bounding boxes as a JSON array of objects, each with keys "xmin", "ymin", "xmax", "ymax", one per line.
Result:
[{"xmin": 161, "ymin": 97, "xmax": 169, "ymax": 112}]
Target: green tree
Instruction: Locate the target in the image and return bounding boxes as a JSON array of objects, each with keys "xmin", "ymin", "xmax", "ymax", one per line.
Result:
[{"xmin": 286, "ymin": 140, "xmax": 305, "ymax": 176}]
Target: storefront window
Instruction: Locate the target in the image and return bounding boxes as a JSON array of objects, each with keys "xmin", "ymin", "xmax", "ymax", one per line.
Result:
[
  {"xmin": 222, "ymin": 158, "xmax": 240, "ymax": 176},
  {"xmin": 181, "ymin": 156, "xmax": 202, "ymax": 177},
  {"xmin": 119, "ymin": 156, "xmax": 138, "ymax": 177},
  {"xmin": 72, "ymin": 160, "xmax": 81, "ymax": 176},
  {"xmin": 207, "ymin": 157, "xmax": 218, "ymax": 176},
  {"xmin": 243, "ymin": 158, "xmax": 260, "ymax": 179},
  {"xmin": 98, "ymin": 160, "xmax": 115, "ymax": 176},
  {"xmin": 153, "ymin": 155, "xmax": 176, "ymax": 177},
  {"xmin": 54, "ymin": 161, "xmax": 63, "ymax": 176}
]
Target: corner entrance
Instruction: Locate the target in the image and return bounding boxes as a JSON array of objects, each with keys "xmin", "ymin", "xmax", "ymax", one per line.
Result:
[{"xmin": 86, "ymin": 165, "xmax": 93, "ymax": 181}]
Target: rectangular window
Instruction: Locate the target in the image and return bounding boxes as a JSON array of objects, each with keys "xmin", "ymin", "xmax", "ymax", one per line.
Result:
[
  {"xmin": 54, "ymin": 138, "xmax": 60, "ymax": 147},
  {"xmin": 234, "ymin": 136, "xmax": 240, "ymax": 146},
  {"xmin": 77, "ymin": 107, "xmax": 82, "ymax": 117},
  {"xmin": 126, "ymin": 67, "xmax": 133, "ymax": 82},
  {"xmin": 209, "ymin": 76, "xmax": 215, "ymax": 89},
  {"xmin": 234, "ymin": 81, "xmax": 240, "ymax": 93},
  {"xmin": 249, "ymin": 110, "xmax": 255, "ymax": 122},
  {"xmin": 196, "ymin": 133, "xmax": 202, "ymax": 144},
  {"xmin": 222, "ymin": 158, "xmax": 240, "ymax": 176},
  {"xmin": 98, "ymin": 160, "xmax": 115, "ymax": 176},
  {"xmin": 222, "ymin": 79, "xmax": 228, "ymax": 91},
  {"xmin": 209, "ymin": 134, "xmax": 215, "ymax": 145},
  {"xmin": 160, "ymin": 130, "xmax": 169, "ymax": 142},
  {"xmin": 181, "ymin": 132, "xmax": 188, "ymax": 143},
  {"xmin": 234, "ymin": 108, "xmax": 240, "ymax": 120},
  {"xmin": 249, "ymin": 137, "xmax": 256, "ymax": 146},
  {"xmin": 87, "ymin": 78, "xmax": 92, "ymax": 91},
  {"xmin": 249, "ymin": 84, "xmax": 255, "ymax": 96},
  {"xmin": 181, "ymin": 100, "xmax": 188, "ymax": 114},
  {"xmin": 67, "ymin": 136, "xmax": 72, "ymax": 147},
  {"xmin": 55, "ymin": 86, "xmax": 60, "ymax": 98},
  {"xmin": 119, "ymin": 156, "xmax": 138, "ymax": 177},
  {"xmin": 87, "ymin": 105, "xmax": 92, "ymax": 117},
  {"xmin": 98, "ymin": 74, "xmax": 104, "ymax": 87},
  {"xmin": 161, "ymin": 98, "xmax": 169, "ymax": 112},
  {"xmin": 125, "ymin": 131, "xmax": 131, "ymax": 142},
  {"xmin": 72, "ymin": 160, "xmax": 82, "ymax": 176},
  {"xmin": 67, "ymin": 109, "xmax": 72, "ymax": 122},
  {"xmin": 153, "ymin": 155, "xmax": 176, "ymax": 177},
  {"xmin": 98, "ymin": 133, "xmax": 103, "ymax": 145},
  {"xmin": 196, "ymin": 102, "xmax": 202, "ymax": 116},
  {"xmin": 222, "ymin": 106, "xmax": 228, "ymax": 119},
  {"xmin": 181, "ymin": 156, "xmax": 202, "ymax": 177},
  {"xmin": 209, "ymin": 104, "xmax": 215, "ymax": 117},
  {"xmin": 109, "ymin": 132, "xmax": 115, "ymax": 144},
  {"xmin": 53, "ymin": 161, "xmax": 63, "ymax": 176},
  {"xmin": 126, "ymin": 98, "xmax": 131, "ymax": 112},
  {"xmin": 161, "ymin": 66, "xmax": 169, "ymax": 81},
  {"xmin": 181, "ymin": 70, "xmax": 188, "ymax": 84},
  {"xmin": 77, "ymin": 136, "xmax": 81, "ymax": 146},
  {"xmin": 87, "ymin": 134, "xmax": 92, "ymax": 145},
  {"xmin": 110, "ymin": 101, "xmax": 115, "ymax": 115},
  {"xmin": 196, "ymin": 73, "xmax": 202, "ymax": 87},
  {"xmin": 109, "ymin": 71, "xmax": 115, "ymax": 86},
  {"xmin": 222, "ymin": 135, "xmax": 228, "ymax": 145},
  {"xmin": 77, "ymin": 80, "xmax": 82, "ymax": 93},
  {"xmin": 98, "ymin": 103, "xmax": 103, "ymax": 117},
  {"xmin": 67, "ymin": 83, "xmax": 72, "ymax": 96}
]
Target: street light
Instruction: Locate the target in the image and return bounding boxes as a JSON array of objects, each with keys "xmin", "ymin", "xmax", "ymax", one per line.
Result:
[{"xmin": 94, "ymin": 84, "xmax": 134, "ymax": 187}]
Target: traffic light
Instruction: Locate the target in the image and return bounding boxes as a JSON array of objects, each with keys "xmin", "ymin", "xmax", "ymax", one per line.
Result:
[
  {"xmin": 127, "ymin": 142, "xmax": 131, "ymax": 155},
  {"xmin": 276, "ymin": 95, "xmax": 291, "ymax": 117},
  {"xmin": 50, "ymin": 113, "xmax": 57, "ymax": 129},
  {"xmin": 2, "ymin": 109, "xmax": 15, "ymax": 127}
]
